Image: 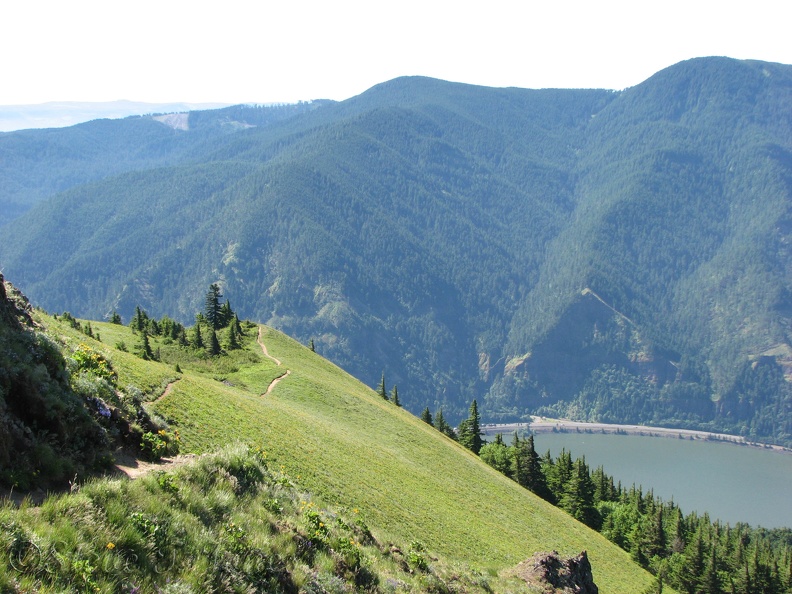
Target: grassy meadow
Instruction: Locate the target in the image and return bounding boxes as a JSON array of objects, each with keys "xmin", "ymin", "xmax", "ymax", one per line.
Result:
[{"xmin": 6, "ymin": 313, "xmax": 660, "ymax": 592}]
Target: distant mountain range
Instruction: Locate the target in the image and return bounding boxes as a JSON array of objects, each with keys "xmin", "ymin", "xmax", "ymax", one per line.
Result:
[
  {"xmin": 0, "ymin": 100, "xmax": 233, "ymax": 132},
  {"xmin": 1, "ymin": 57, "xmax": 790, "ymax": 445}
]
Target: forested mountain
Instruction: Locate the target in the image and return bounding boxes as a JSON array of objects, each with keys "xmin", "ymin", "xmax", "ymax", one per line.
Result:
[
  {"xmin": 2, "ymin": 57, "xmax": 791, "ymax": 444},
  {"xmin": 0, "ymin": 101, "xmax": 329, "ymax": 227}
]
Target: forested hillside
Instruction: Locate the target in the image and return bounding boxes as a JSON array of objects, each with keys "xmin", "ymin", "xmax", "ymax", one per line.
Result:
[
  {"xmin": 0, "ymin": 101, "xmax": 328, "ymax": 227},
  {"xmin": 1, "ymin": 57, "xmax": 791, "ymax": 445}
]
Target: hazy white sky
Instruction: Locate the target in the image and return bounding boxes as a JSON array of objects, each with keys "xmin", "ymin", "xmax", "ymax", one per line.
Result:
[{"xmin": 3, "ymin": 0, "xmax": 791, "ymax": 105}]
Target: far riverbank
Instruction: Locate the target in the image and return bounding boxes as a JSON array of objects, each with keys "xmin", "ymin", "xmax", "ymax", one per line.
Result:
[{"xmin": 481, "ymin": 417, "xmax": 792, "ymax": 455}]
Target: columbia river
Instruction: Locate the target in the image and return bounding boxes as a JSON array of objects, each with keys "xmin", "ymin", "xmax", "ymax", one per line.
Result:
[{"xmin": 482, "ymin": 421, "xmax": 792, "ymax": 529}]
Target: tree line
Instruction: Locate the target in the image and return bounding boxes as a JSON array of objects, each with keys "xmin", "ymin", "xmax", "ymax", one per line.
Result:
[
  {"xmin": 478, "ymin": 432, "xmax": 792, "ymax": 593},
  {"xmin": 117, "ymin": 283, "xmax": 245, "ymax": 361},
  {"xmin": 413, "ymin": 396, "xmax": 792, "ymax": 593}
]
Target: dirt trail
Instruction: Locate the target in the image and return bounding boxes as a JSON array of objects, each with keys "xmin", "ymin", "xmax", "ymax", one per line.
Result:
[
  {"xmin": 257, "ymin": 326, "xmax": 282, "ymax": 366},
  {"xmin": 257, "ymin": 325, "xmax": 291, "ymax": 395},
  {"xmin": 265, "ymin": 370, "xmax": 291, "ymax": 395},
  {"xmin": 114, "ymin": 453, "xmax": 201, "ymax": 479},
  {"xmin": 152, "ymin": 378, "xmax": 180, "ymax": 404}
]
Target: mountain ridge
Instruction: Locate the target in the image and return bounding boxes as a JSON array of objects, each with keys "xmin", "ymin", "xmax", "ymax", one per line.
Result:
[{"xmin": 1, "ymin": 57, "xmax": 791, "ymax": 445}]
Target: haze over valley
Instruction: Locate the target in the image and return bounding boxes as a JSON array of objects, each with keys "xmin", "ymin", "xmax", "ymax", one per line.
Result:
[{"xmin": 2, "ymin": 54, "xmax": 792, "ymax": 593}]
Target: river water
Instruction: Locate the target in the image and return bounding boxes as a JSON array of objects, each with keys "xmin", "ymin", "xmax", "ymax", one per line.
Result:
[{"xmin": 495, "ymin": 430, "xmax": 792, "ymax": 529}]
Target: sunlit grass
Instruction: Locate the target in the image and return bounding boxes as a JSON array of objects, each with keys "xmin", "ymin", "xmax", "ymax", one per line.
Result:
[
  {"xmin": 150, "ymin": 325, "xmax": 658, "ymax": 592},
  {"xmin": 27, "ymin": 313, "xmax": 659, "ymax": 592}
]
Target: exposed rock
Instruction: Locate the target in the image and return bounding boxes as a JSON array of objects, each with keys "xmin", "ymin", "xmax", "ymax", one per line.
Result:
[
  {"xmin": 510, "ymin": 551, "xmax": 598, "ymax": 593},
  {"xmin": 0, "ymin": 272, "xmax": 35, "ymax": 328}
]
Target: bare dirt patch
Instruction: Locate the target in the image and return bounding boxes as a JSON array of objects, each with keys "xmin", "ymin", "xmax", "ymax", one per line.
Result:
[{"xmin": 113, "ymin": 452, "xmax": 201, "ymax": 479}]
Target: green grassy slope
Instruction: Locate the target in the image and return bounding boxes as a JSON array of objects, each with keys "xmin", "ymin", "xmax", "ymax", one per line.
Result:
[{"xmin": 121, "ymin": 323, "xmax": 658, "ymax": 592}]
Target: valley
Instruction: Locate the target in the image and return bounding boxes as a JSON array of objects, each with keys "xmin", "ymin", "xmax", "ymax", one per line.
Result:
[
  {"xmin": 1, "ymin": 58, "xmax": 791, "ymax": 449},
  {"xmin": 2, "ymin": 55, "xmax": 792, "ymax": 592}
]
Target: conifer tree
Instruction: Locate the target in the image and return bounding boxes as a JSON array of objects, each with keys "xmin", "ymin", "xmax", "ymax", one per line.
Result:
[
  {"xmin": 458, "ymin": 400, "xmax": 483, "ymax": 454},
  {"xmin": 219, "ymin": 300, "xmax": 233, "ymax": 328},
  {"xmin": 513, "ymin": 434, "xmax": 551, "ymax": 501},
  {"xmin": 511, "ymin": 435, "xmax": 526, "ymax": 488},
  {"xmin": 377, "ymin": 372, "xmax": 388, "ymax": 400},
  {"xmin": 391, "ymin": 385, "xmax": 401, "ymax": 406},
  {"xmin": 205, "ymin": 283, "xmax": 223, "ymax": 329},
  {"xmin": 110, "ymin": 311, "xmax": 122, "ymax": 324},
  {"xmin": 207, "ymin": 329, "xmax": 221, "ymax": 356},
  {"xmin": 226, "ymin": 322, "xmax": 240, "ymax": 350},
  {"xmin": 192, "ymin": 324, "xmax": 204, "ymax": 349},
  {"xmin": 559, "ymin": 458, "xmax": 599, "ymax": 529},
  {"xmin": 139, "ymin": 331, "xmax": 154, "ymax": 360},
  {"xmin": 309, "ymin": 338, "xmax": 315, "ymax": 352},
  {"xmin": 131, "ymin": 306, "xmax": 148, "ymax": 333},
  {"xmin": 702, "ymin": 547, "xmax": 723, "ymax": 594},
  {"xmin": 434, "ymin": 410, "xmax": 456, "ymax": 440},
  {"xmin": 420, "ymin": 407, "xmax": 434, "ymax": 426}
]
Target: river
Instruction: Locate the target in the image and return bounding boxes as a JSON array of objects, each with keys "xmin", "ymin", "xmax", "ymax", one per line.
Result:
[{"xmin": 482, "ymin": 426, "xmax": 792, "ymax": 529}]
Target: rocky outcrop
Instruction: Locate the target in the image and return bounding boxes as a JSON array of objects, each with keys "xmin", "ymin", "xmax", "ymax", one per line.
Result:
[{"xmin": 510, "ymin": 551, "xmax": 598, "ymax": 593}]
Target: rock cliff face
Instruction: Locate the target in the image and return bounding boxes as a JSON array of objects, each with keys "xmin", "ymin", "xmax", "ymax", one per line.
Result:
[
  {"xmin": 511, "ymin": 551, "xmax": 598, "ymax": 593},
  {"xmin": 0, "ymin": 273, "xmax": 34, "ymax": 329}
]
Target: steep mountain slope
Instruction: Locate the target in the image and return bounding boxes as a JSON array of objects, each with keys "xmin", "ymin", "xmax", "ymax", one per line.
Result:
[
  {"xmin": 1, "ymin": 57, "xmax": 791, "ymax": 443},
  {"xmin": 0, "ymin": 79, "xmax": 612, "ymax": 420},
  {"xmin": 497, "ymin": 58, "xmax": 792, "ymax": 438},
  {"xmin": 0, "ymin": 280, "xmax": 658, "ymax": 592}
]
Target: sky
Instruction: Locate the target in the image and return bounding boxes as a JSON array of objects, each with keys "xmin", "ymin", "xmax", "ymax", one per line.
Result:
[{"xmin": 2, "ymin": 0, "xmax": 792, "ymax": 106}]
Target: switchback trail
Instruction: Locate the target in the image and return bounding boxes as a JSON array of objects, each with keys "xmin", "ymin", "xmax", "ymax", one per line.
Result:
[
  {"xmin": 265, "ymin": 370, "xmax": 292, "ymax": 395},
  {"xmin": 257, "ymin": 326, "xmax": 282, "ymax": 366},
  {"xmin": 257, "ymin": 325, "xmax": 290, "ymax": 395}
]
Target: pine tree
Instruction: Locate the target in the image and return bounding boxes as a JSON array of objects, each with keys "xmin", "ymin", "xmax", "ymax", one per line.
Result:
[
  {"xmin": 139, "ymin": 331, "xmax": 154, "ymax": 360},
  {"xmin": 521, "ymin": 435, "xmax": 551, "ymax": 501},
  {"xmin": 559, "ymin": 458, "xmax": 599, "ymax": 529},
  {"xmin": 192, "ymin": 324, "xmax": 204, "ymax": 349},
  {"xmin": 131, "ymin": 306, "xmax": 148, "ymax": 333},
  {"xmin": 309, "ymin": 338, "xmax": 315, "ymax": 352},
  {"xmin": 391, "ymin": 385, "xmax": 401, "ymax": 406},
  {"xmin": 226, "ymin": 322, "xmax": 240, "ymax": 350},
  {"xmin": 205, "ymin": 283, "xmax": 223, "ymax": 329},
  {"xmin": 510, "ymin": 434, "xmax": 525, "ymax": 483},
  {"xmin": 110, "ymin": 311, "xmax": 122, "ymax": 324},
  {"xmin": 420, "ymin": 407, "xmax": 434, "ymax": 426},
  {"xmin": 219, "ymin": 300, "xmax": 233, "ymax": 328},
  {"xmin": 377, "ymin": 372, "xmax": 388, "ymax": 400},
  {"xmin": 434, "ymin": 410, "xmax": 456, "ymax": 440},
  {"xmin": 702, "ymin": 547, "xmax": 723, "ymax": 594},
  {"xmin": 207, "ymin": 329, "xmax": 222, "ymax": 356},
  {"xmin": 458, "ymin": 400, "xmax": 483, "ymax": 454}
]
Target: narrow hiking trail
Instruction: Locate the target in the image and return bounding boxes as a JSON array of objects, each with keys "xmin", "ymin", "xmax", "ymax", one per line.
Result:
[
  {"xmin": 114, "ymin": 453, "xmax": 201, "ymax": 479},
  {"xmin": 257, "ymin": 325, "xmax": 290, "ymax": 395},
  {"xmin": 108, "ymin": 328, "xmax": 290, "ymax": 482},
  {"xmin": 152, "ymin": 378, "xmax": 180, "ymax": 404},
  {"xmin": 257, "ymin": 326, "xmax": 282, "ymax": 366},
  {"xmin": 266, "ymin": 370, "xmax": 291, "ymax": 394}
]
